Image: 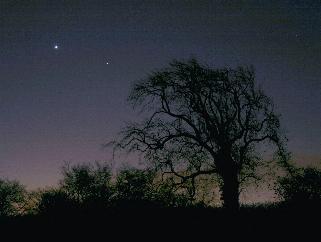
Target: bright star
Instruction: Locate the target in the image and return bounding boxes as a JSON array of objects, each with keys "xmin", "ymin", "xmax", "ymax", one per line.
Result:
[{"xmin": 54, "ymin": 45, "xmax": 59, "ymax": 49}]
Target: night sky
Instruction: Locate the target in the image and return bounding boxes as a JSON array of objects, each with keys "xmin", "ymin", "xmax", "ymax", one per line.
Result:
[{"xmin": 1, "ymin": 0, "xmax": 320, "ymax": 191}]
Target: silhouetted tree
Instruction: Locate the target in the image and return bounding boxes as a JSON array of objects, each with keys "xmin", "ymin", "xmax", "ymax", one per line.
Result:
[
  {"xmin": 115, "ymin": 59, "xmax": 288, "ymax": 211},
  {"xmin": 276, "ymin": 167, "xmax": 321, "ymax": 205},
  {"xmin": 20, "ymin": 190, "xmax": 44, "ymax": 215},
  {"xmin": 113, "ymin": 167, "xmax": 191, "ymax": 207},
  {"xmin": 38, "ymin": 189, "xmax": 76, "ymax": 215},
  {"xmin": 114, "ymin": 168, "xmax": 155, "ymax": 205},
  {"xmin": 60, "ymin": 162, "xmax": 113, "ymax": 206},
  {"xmin": 152, "ymin": 177, "xmax": 194, "ymax": 207},
  {"xmin": 0, "ymin": 179, "xmax": 25, "ymax": 216}
]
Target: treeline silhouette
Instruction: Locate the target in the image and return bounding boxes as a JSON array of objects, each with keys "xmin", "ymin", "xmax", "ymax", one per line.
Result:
[
  {"xmin": 0, "ymin": 162, "xmax": 198, "ymax": 216},
  {"xmin": 37, "ymin": 162, "xmax": 195, "ymax": 216},
  {"xmin": 1, "ymin": 162, "xmax": 320, "ymax": 217},
  {"xmin": 0, "ymin": 162, "xmax": 320, "ymax": 240}
]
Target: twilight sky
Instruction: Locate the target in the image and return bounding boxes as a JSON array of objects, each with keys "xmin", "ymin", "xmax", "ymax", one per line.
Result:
[{"xmin": 0, "ymin": 0, "xmax": 320, "ymax": 190}]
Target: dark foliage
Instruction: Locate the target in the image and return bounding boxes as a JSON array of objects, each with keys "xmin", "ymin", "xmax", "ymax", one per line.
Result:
[
  {"xmin": 37, "ymin": 189, "xmax": 77, "ymax": 215},
  {"xmin": 0, "ymin": 163, "xmax": 320, "ymax": 241},
  {"xmin": 0, "ymin": 179, "xmax": 25, "ymax": 216},
  {"xmin": 34, "ymin": 163, "xmax": 192, "ymax": 214},
  {"xmin": 60, "ymin": 162, "xmax": 113, "ymax": 209},
  {"xmin": 113, "ymin": 168, "xmax": 191, "ymax": 208},
  {"xmin": 276, "ymin": 167, "xmax": 321, "ymax": 206}
]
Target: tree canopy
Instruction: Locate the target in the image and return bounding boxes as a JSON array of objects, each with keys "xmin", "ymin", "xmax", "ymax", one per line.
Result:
[
  {"xmin": 276, "ymin": 167, "xmax": 321, "ymax": 204},
  {"xmin": 0, "ymin": 179, "xmax": 25, "ymax": 216},
  {"xmin": 60, "ymin": 162, "xmax": 113, "ymax": 204}
]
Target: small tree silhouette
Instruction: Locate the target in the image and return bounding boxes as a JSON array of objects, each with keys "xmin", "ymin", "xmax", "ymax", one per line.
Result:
[
  {"xmin": 113, "ymin": 167, "xmax": 191, "ymax": 208},
  {"xmin": 60, "ymin": 162, "xmax": 113, "ymax": 206},
  {"xmin": 38, "ymin": 189, "xmax": 76, "ymax": 215},
  {"xmin": 276, "ymin": 167, "xmax": 321, "ymax": 205},
  {"xmin": 0, "ymin": 179, "xmax": 25, "ymax": 216},
  {"xmin": 114, "ymin": 168, "xmax": 155, "ymax": 205}
]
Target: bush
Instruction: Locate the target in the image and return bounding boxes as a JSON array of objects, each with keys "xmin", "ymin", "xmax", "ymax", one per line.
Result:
[
  {"xmin": 113, "ymin": 168, "xmax": 191, "ymax": 208},
  {"xmin": 38, "ymin": 189, "xmax": 76, "ymax": 215},
  {"xmin": 114, "ymin": 168, "xmax": 154, "ymax": 203},
  {"xmin": 0, "ymin": 179, "xmax": 25, "ymax": 216},
  {"xmin": 60, "ymin": 162, "xmax": 113, "ymax": 207},
  {"xmin": 34, "ymin": 163, "xmax": 198, "ymax": 214},
  {"xmin": 276, "ymin": 167, "xmax": 321, "ymax": 205}
]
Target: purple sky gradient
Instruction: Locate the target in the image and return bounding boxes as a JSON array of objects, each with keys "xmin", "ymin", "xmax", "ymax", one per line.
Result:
[{"xmin": 0, "ymin": 1, "xmax": 320, "ymax": 194}]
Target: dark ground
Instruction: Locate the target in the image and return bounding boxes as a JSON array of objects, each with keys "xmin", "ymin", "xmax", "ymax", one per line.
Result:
[{"xmin": 0, "ymin": 205, "xmax": 319, "ymax": 241}]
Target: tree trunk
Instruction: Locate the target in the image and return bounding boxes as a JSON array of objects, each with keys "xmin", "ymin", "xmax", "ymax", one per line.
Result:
[{"xmin": 220, "ymin": 168, "xmax": 240, "ymax": 212}]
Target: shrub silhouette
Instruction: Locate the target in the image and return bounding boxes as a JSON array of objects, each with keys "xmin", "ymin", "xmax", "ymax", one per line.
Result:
[
  {"xmin": 151, "ymin": 179, "xmax": 194, "ymax": 207},
  {"xmin": 276, "ymin": 167, "xmax": 321, "ymax": 205},
  {"xmin": 60, "ymin": 162, "xmax": 113, "ymax": 208},
  {"xmin": 113, "ymin": 168, "xmax": 191, "ymax": 208},
  {"xmin": 38, "ymin": 189, "xmax": 77, "ymax": 215},
  {"xmin": 0, "ymin": 179, "xmax": 25, "ymax": 216},
  {"xmin": 33, "ymin": 163, "xmax": 199, "ymax": 214},
  {"xmin": 113, "ymin": 168, "xmax": 155, "ymax": 207}
]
